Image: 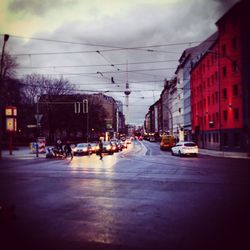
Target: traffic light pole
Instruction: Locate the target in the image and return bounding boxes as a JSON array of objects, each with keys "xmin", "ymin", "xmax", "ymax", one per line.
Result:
[{"xmin": 0, "ymin": 34, "xmax": 9, "ymax": 160}]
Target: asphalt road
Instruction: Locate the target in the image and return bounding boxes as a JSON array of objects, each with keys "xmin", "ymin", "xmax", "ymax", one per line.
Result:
[{"xmin": 0, "ymin": 140, "xmax": 250, "ymax": 250}]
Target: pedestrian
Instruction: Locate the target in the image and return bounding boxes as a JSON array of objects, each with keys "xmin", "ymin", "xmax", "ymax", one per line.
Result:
[
  {"xmin": 64, "ymin": 141, "xmax": 73, "ymax": 160},
  {"xmin": 99, "ymin": 140, "xmax": 103, "ymax": 160}
]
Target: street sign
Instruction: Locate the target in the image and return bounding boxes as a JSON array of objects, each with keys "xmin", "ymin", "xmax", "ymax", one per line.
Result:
[{"xmin": 27, "ymin": 124, "xmax": 37, "ymax": 128}]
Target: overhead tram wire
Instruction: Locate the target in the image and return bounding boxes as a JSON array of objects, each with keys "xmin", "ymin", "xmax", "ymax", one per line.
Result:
[
  {"xmin": 17, "ymin": 67, "xmax": 177, "ymax": 77},
  {"xmin": 17, "ymin": 59, "xmax": 177, "ymax": 69},
  {"xmin": 2, "ymin": 33, "xmax": 215, "ymax": 49},
  {"xmin": 3, "ymin": 33, "xmax": 219, "ymax": 56}
]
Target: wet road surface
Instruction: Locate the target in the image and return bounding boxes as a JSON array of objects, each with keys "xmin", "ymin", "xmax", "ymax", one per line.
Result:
[{"xmin": 0, "ymin": 140, "xmax": 250, "ymax": 250}]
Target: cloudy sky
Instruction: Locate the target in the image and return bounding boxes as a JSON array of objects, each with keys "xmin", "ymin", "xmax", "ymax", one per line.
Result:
[{"xmin": 0, "ymin": 0, "xmax": 239, "ymax": 125}]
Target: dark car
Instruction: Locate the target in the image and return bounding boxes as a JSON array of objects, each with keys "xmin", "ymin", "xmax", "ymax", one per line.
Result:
[
  {"xmin": 96, "ymin": 141, "xmax": 114, "ymax": 155},
  {"xmin": 110, "ymin": 139, "xmax": 123, "ymax": 152}
]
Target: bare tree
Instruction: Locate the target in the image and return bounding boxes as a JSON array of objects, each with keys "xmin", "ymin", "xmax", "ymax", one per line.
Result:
[
  {"xmin": 21, "ymin": 73, "xmax": 75, "ymax": 104},
  {"xmin": 0, "ymin": 53, "xmax": 18, "ymax": 78}
]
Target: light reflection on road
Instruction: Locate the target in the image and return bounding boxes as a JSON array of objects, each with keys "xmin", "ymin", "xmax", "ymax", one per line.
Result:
[
  {"xmin": 68, "ymin": 151, "xmax": 120, "ymax": 174},
  {"xmin": 66, "ymin": 143, "xmax": 137, "ymax": 244}
]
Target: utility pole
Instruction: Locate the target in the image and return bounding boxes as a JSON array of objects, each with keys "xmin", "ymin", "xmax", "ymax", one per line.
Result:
[{"xmin": 0, "ymin": 34, "xmax": 9, "ymax": 159}]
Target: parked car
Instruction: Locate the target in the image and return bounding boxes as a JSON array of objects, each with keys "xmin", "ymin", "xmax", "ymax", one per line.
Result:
[
  {"xmin": 89, "ymin": 142, "xmax": 98, "ymax": 153},
  {"xmin": 73, "ymin": 143, "xmax": 91, "ymax": 156},
  {"xmin": 110, "ymin": 139, "xmax": 123, "ymax": 152},
  {"xmin": 171, "ymin": 141, "xmax": 198, "ymax": 157},
  {"xmin": 125, "ymin": 138, "xmax": 132, "ymax": 144},
  {"xmin": 121, "ymin": 140, "xmax": 128, "ymax": 149}
]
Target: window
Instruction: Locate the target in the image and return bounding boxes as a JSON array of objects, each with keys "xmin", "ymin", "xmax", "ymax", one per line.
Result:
[
  {"xmin": 215, "ymin": 92, "xmax": 218, "ymax": 103},
  {"xmin": 223, "ymin": 88, "xmax": 227, "ymax": 99},
  {"xmin": 233, "ymin": 84, "xmax": 239, "ymax": 97},
  {"xmin": 208, "ymin": 96, "xmax": 210, "ymax": 105},
  {"xmin": 232, "ymin": 37, "xmax": 237, "ymax": 50},
  {"xmin": 223, "ymin": 110, "xmax": 228, "ymax": 121},
  {"xmin": 222, "ymin": 44, "xmax": 226, "ymax": 56},
  {"xmin": 222, "ymin": 66, "xmax": 227, "ymax": 77},
  {"xmin": 215, "ymin": 71, "xmax": 218, "ymax": 82},
  {"xmin": 234, "ymin": 108, "xmax": 239, "ymax": 120},
  {"xmin": 232, "ymin": 61, "xmax": 238, "ymax": 73}
]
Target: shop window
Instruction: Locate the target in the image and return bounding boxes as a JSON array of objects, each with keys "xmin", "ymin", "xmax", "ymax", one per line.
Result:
[
  {"xmin": 223, "ymin": 133, "xmax": 228, "ymax": 146},
  {"xmin": 234, "ymin": 133, "xmax": 240, "ymax": 147}
]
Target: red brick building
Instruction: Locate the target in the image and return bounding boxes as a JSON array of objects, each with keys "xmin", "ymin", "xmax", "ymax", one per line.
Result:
[{"xmin": 191, "ymin": 0, "xmax": 249, "ymax": 152}]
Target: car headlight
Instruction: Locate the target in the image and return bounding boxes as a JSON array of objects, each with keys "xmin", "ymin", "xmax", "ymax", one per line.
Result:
[{"xmin": 106, "ymin": 145, "xmax": 111, "ymax": 150}]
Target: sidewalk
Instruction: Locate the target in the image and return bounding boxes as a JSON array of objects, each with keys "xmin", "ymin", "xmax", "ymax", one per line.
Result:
[
  {"xmin": 199, "ymin": 148, "xmax": 250, "ymax": 159},
  {"xmin": 1, "ymin": 146, "xmax": 46, "ymax": 160}
]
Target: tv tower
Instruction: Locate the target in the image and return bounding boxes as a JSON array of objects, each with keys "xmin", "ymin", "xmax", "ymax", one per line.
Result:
[{"xmin": 124, "ymin": 61, "xmax": 131, "ymax": 123}]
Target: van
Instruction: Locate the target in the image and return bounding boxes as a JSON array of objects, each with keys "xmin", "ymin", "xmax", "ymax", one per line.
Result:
[{"xmin": 160, "ymin": 134, "xmax": 176, "ymax": 150}]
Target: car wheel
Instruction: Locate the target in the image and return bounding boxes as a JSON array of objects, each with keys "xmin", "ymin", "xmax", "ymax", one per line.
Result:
[{"xmin": 178, "ymin": 151, "xmax": 182, "ymax": 157}]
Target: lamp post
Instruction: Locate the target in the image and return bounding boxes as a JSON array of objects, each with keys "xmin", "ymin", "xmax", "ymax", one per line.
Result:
[{"xmin": 0, "ymin": 34, "xmax": 10, "ymax": 159}]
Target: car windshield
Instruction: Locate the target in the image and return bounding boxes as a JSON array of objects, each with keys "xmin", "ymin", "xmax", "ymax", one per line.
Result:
[
  {"xmin": 77, "ymin": 143, "xmax": 88, "ymax": 147},
  {"xmin": 184, "ymin": 142, "xmax": 196, "ymax": 147},
  {"xmin": 103, "ymin": 142, "xmax": 111, "ymax": 145}
]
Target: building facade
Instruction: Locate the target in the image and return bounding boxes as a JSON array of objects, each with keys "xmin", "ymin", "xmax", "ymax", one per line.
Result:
[{"xmin": 191, "ymin": 0, "xmax": 249, "ymax": 152}]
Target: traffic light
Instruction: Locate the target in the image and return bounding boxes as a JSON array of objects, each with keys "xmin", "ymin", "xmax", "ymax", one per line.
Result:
[{"xmin": 83, "ymin": 99, "xmax": 88, "ymax": 113}]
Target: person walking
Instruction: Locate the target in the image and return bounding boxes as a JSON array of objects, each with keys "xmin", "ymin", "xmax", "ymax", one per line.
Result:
[
  {"xmin": 99, "ymin": 140, "xmax": 103, "ymax": 160},
  {"xmin": 64, "ymin": 141, "xmax": 73, "ymax": 160}
]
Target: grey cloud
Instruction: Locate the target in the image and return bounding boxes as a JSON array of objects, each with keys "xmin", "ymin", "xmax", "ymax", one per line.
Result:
[
  {"xmin": 9, "ymin": 0, "xmax": 240, "ymax": 124},
  {"xmin": 8, "ymin": 0, "xmax": 78, "ymax": 16}
]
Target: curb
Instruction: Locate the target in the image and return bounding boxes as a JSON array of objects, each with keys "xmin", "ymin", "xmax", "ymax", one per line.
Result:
[{"xmin": 199, "ymin": 149, "xmax": 250, "ymax": 159}]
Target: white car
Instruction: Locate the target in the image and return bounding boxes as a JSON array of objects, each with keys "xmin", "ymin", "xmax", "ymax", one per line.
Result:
[
  {"xmin": 171, "ymin": 141, "xmax": 198, "ymax": 157},
  {"xmin": 73, "ymin": 143, "xmax": 91, "ymax": 156}
]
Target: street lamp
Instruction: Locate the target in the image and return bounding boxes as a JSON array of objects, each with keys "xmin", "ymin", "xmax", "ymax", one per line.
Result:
[{"xmin": 0, "ymin": 34, "xmax": 10, "ymax": 159}]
